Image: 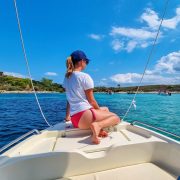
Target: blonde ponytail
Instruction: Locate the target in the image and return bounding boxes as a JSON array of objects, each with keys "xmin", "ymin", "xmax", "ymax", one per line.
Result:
[{"xmin": 65, "ymin": 56, "xmax": 74, "ymax": 78}]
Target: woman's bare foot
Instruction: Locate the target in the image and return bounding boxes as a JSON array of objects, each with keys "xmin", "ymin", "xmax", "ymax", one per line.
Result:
[
  {"xmin": 90, "ymin": 122, "xmax": 101, "ymax": 144},
  {"xmin": 98, "ymin": 129, "xmax": 108, "ymax": 138}
]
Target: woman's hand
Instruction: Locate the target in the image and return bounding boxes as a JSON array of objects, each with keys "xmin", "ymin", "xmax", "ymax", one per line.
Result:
[
  {"xmin": 65, "ymin": 115, "xmax": 71, "ymax": 122},
  {"xmin": 99, "ymin": 107, "xmax": 109, "ymax": 112}
]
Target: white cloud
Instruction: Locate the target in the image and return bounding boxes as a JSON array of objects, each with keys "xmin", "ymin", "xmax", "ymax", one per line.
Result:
[
  {"xmin": 97, "ymin": 80, "xmax": 108, "ymax": 86},
  {"xmin": 88, "ymin": 34, "xmax": 104, "ymax": 41},
  {"xmin": 140, "ymin": 8, "xmax": 159, "ymax": 30},
  {"xmin": 110, "ymin": 27, "xmax": 156, "ymax": 40},
  {"xmin": 111, "ymin": 39, "xmax": 124, "ymax": 51},
  {"xmin": 111, "ymin": 73, "xmax": 141, "ymax": 83},
  {"xmin": 110, "ymin": 72, "xmax": 179, "ymax": 85},
  {"xmin": 4, "ymin": 72, "xmax": 26, "ymax": 78},
  {"xmin": 110, "ymin": 6, "xmax": 180, "ymax": 52},
  {"xmin": 126, "ymin": 40, "xmax": 138, "ymax": 52},
  {"xmin": 162, "ymin": 19, "xmax": 180, "ymax": 30},
  {"xmin": 161, "ymin": 7, "xmax": 180, "ymax": 29},
  {"xmin": 110, "ymin": 26, "xmax": 157, "ymax": 52},
  {"xmin": 141, "ymin": 7, "xmax": 180, "ymax": 30},
  {"xmin": 154, "ymin": 51, "xmax": 180, "ymax": 74},
  {"xmin": 140, "ymin": 42, "xmax": 150, "ymax": 48},
  {"xmin": 45, "ymin": 72, "xmax": 58, "ymax": 76},
  {"xmin": 110, "ymin": 51, "xmax": 180, "ymax": 85},
  {"xmin": 145, "ymin": 70, "xmax": 156, "ymax": 75}
]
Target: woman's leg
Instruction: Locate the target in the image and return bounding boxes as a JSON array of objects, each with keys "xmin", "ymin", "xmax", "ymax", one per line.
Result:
[
  {"xmin": 90, "ymin": 109, "xmax": 120, "ymax": 143},
  {"xmin": 78, "ymin": 110, "xmax": 94, "ymax": 129},
  {"xmin": 78, "ymin": 109, "xmax": 120, "ymax": 144}
]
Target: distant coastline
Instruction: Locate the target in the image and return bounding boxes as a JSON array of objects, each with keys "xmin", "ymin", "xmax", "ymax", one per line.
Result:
[
  {"xmin": 0, "ymin": 73, "xmax": 180, "ymax": 94},
  {"xmin": 1, "ymin": 90, "xmax": 180, "ymax": 94},
  {"xmin": 0, "ymin": 90, "xmax": 60, "ymax": 94}
]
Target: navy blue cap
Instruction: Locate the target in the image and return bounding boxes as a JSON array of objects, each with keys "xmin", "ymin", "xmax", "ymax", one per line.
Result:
[{"xmin": 71, "ymin": 50, "xmax": 90, "ymax": 64}]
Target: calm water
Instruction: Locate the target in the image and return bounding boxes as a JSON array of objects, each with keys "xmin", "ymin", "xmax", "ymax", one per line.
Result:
[{"xmin": 0, "ymin": 93, "xmax": 180, "ymax": 148}]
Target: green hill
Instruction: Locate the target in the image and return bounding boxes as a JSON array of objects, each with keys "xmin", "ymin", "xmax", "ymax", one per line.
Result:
[
  {"xmin": 94, "ymin": 85, "xmax": 180, "ymax": 93},
  {"xmin": 0, "ymin": 73, "xmax": 64, "ymax": 92},
  {"xmin": 0, "ymin": 72, "xmax": 179, "ymax": 93}
]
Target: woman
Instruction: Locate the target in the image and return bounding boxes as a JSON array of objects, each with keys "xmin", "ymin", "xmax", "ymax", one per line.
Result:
[{"xmin": 63, "ymin": 50, "xmax": 120, "ymax": 144}]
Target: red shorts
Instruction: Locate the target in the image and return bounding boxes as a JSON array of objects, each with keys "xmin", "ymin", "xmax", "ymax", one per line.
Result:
[{"xmin": 71, "ymin": 108, "xmax": 96, "ymax": 128}]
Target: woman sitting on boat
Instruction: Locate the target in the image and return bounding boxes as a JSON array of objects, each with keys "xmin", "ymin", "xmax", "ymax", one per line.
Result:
[{"xmin": 63, "ymin": 50, "xmax": 120, "ymax": 144}]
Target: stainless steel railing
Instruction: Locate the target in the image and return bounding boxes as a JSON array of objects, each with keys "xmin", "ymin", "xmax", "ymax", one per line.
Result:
[
  {"xmin": 131, "ymin": 120, "xmax": 180, "ymax": 140},
  {"xmin": 0, "ymin": 129, "xmax": 41, "ymax": 154}
]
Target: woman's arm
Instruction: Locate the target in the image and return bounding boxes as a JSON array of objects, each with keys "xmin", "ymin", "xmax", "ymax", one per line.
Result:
[
  {"xmin": 85, "ymin": 89, "xmax": 100, "ymax": 109},
  {"xmin": 65, "ymin": 101, "xmax": 71, "ymax": 121}
]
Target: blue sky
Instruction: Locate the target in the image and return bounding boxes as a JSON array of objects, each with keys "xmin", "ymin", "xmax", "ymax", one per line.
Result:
[{"xmin": 0, "ymin": 0, "xmax": 179, "ymax": 87}]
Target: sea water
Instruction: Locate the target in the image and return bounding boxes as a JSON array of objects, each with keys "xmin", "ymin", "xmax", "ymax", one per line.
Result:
[{"xmin": 0, "ymin": 93, "xmax": 179, "ymax": 148}]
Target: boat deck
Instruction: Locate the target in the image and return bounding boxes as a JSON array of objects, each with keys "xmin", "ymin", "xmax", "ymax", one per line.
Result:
[
  {"xmin": 53, "ymin": 127, "xmax": 164, "ymax": 153},
  {"xmin": 10, "ymin": 122, "xmax": 165, "ymax": 156}
]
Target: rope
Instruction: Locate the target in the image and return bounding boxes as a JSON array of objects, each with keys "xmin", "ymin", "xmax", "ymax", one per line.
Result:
[
  {"xmin": 122, "ymin": 0, "xmax": 169, "ymax": 121},
  {"xmin": 13, "ymin": 0, "xmax": 52, "ymax": 127}
]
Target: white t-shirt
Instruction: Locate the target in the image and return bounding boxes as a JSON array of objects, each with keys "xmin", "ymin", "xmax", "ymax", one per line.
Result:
[{"xmin": 63, "ymin": 71, "xmax": 94, "ymax": 116}]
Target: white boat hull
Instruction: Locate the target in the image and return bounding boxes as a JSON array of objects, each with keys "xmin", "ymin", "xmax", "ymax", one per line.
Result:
[{"xmin": 0, "ymin": 121, "xmax": 179, "ymax": 180}]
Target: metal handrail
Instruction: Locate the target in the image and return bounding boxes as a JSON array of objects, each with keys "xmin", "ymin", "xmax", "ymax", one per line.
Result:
[
  {"xmin": 0, "ymin": 129, "xmax": 40, "ymax": 154},
  {"xmin": 131, "ymin": 120, "xmax": 180, "ymax": 140}
]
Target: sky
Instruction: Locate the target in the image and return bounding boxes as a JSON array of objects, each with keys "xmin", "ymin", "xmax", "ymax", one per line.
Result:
[{"xmin": 0, "ymin": 0, "xmax": 180, "ymax": 87}]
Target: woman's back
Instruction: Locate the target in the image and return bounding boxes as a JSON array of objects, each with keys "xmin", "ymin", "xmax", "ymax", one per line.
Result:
[{"xmin": 63, "ymin": 71, "xmax": 94, "ymax": 115}]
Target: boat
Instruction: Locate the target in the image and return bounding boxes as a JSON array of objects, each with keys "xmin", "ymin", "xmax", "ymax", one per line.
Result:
[
  {"xmin": 0, "ymin": 120, "xmax": 179, "ymax": 180},
  {"xmin": 1, "ymin": 1, "xmax": 179, "ymax": 179},
  {"xmin": 107, "ymin": 90, "xmax": 114, "ymax": 95},
  {"xmin": 158, "ymin": 90, "xmax": 172, "ymax": 96},
  {"xmin": 127, "ymin": 91, "xmax": 135, "ymax": 94}
]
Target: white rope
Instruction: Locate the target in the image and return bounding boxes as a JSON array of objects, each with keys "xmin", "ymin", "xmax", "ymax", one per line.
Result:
[
  {"xmin": 13, "ymin": 0, "xmax": 52, "ymax": 127},
  {"xmin": 122, "ymin": 0, "xmax": 169, "ymax": 121}
]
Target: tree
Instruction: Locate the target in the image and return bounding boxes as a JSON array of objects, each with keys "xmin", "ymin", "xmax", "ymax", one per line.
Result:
[
  {"xmin": 0, "ymin": 72, "xmax": 4, "ymax": 76},
  {"xmin": 41, "ymin": 78, "xmax": 53, "ymax": 87}
]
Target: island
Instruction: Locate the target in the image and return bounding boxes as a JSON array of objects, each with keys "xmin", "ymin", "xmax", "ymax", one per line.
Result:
[{"xmin": 0, "ymin": 72, "xmax": 180, "ymax": 93}]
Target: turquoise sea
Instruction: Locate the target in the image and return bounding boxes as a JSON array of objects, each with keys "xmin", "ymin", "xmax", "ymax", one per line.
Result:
[{"xmin": 0, "ymin": 93, "xmax": 180, "ymax": 148}]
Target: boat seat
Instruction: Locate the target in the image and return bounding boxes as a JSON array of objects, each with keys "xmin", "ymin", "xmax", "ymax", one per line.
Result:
[{"xmin": 57, "ymin": 163, "xmax": 176, "ymax": 180}]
